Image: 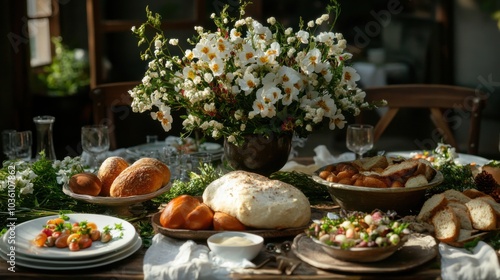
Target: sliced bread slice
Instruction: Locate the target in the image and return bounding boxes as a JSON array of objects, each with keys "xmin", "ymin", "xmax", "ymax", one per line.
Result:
[
  {"xmin": 443, "ymin": 189, "xmax": 471, "ymax": 204},
  {"xmin": 465, "ymin": 198, "xmax": 497, "ymax": 230},
  {"xmin": 351, "ymin": 155, "xmax": 389, "ymax": 171},
  {"xmin": 417, "ymin": 193, "xmax": 447, "ymax": 222},
  {"xmin": 404, "ymin": 174, "xmax": 429, "ymax": 188},
  {"xmin": 380, "ymin": 160, "xmax": 419, "ymax": 179},
  {"xmin": 448, "ymin": 202, "xmax": 473, "ymax": 230},
  {"xmin": 431, "ymin": 206, "xmax": 460, "ymax": 243},
  {"xmin": 477, "ymin": 196, "xmax": 500, "ymax": 217}
]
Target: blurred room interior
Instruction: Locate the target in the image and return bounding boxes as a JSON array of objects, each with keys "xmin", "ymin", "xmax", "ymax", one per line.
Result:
[{"xmin": 1, "ymin": 0, "xmax": 499, "ymax": 162}]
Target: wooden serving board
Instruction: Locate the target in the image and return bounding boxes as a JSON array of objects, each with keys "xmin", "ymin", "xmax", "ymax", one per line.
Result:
[{"xmin": 151, "ymin": 212, "xmax": 307, "ymax": 240}]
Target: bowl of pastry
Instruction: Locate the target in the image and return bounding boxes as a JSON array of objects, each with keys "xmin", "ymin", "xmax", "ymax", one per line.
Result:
[
  {"xmin": 312, "ymin": 155, "xmax": 444, "ymax": 215},
  {"xmin": 63, "ymin": 156, "xmax": 172, "ymax": 207}
]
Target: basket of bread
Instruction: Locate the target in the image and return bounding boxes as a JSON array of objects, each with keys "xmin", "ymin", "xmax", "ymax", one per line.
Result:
[
  {"xmin": 62, "ymin": 156, "xmax": 172, "ymax": 206},
  {"xmin": 151, "ymin": 170, "xmax": 312, "ymax": 239},
  {"xmin": 312, "ymin": 155, "xmax": 443, "ymax": 215}
]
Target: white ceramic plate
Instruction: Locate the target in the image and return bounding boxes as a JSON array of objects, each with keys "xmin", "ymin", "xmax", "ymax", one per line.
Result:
[
  {"xmin": 62, "ymin": 182, "xmax": 171, "ymax": 206},
  {"xmin": 0, "ymin": 236, "xmax": 142, "ymax": 270},
  {"xmin": 0, "ymin": 233, "xmax": 141, "ymax": 265},
  {"xmin": 0, "ymin": 214, "xmax": 137, "ymax": 260},
  {"xmin": 386, "ymin": 150, "xmax": 490, "ymax": 166}
]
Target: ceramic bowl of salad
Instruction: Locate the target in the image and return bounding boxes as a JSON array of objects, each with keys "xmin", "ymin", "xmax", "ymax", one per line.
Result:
[{"xmin": 306, "ymin": 210, "xmax": 411, "ymax": 262}]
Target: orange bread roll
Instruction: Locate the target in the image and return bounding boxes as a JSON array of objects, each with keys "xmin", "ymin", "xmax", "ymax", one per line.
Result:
[
  {"xmin": 160, "ymin": 195, "xmax": 214, "ymax": 230},
  {"xmin": 97, "ymin": 156, "xmax": 129, "ymax": 196},
  {"xmin": 133, "ymin": 157, "xmax": 171, "ymax": 186},
  {"xmin": 213, "ymin": 212, "xmax": 247, "ymax": 231},
  {"xmin": 69, "ymin": 173, "xmax": 102, "ymax": 196},
  {"xmin": 109, "ymin": 164, "xmax": 164, "ymax": 197}
]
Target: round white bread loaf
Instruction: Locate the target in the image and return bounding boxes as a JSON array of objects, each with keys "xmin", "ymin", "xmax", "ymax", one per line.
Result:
[{"xmin": 202, "ymin": 171, "xmax": 311, "ymax": 229}]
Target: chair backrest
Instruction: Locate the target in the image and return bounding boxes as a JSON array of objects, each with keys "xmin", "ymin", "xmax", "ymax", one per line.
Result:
[
  {"xmin": 89, "ymin": 81, "xmax": 139, "ymax": 150},
  {"xmin": 359, "ymin": 84, "xmax": 486, "ymax": 155}
]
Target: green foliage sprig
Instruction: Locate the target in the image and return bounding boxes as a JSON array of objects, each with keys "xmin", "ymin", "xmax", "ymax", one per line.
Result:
[
  {"xmin": 0, "ymin": 154, "xmax": 105, "ymax": 231},
  {"xmin": 38, "ymin": 37, "xmax": 90, "ymax": 96}
]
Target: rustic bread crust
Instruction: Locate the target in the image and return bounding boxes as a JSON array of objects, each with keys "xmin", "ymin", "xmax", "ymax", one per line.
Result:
[
  {"xmin": 110, "ymin": 164, "xmax": 164, "ymax": 197},
  {"xmin": 132, "ymin": 157, "xmax": 171, "ymax": 186},
  {"xmin": 97, "ymin": 156, "xmax": 129, "ymax": 196}
]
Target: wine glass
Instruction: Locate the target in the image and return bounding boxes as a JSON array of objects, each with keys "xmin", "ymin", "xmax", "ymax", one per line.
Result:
[
  {"xmin": 81, "ymin": 125, "xmax": 110, "ymax": 170},
  {"xmin": 346, "ymin": 124, "xmax": 374, "ymax": 159}
]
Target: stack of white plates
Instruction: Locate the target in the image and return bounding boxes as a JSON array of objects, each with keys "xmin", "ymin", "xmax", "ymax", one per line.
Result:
[{"xmin": 0, "ymin": 214, "xmax": 141, "ymax": 270}]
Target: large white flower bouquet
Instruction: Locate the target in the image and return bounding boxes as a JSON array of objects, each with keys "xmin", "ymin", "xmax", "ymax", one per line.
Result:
[{"xmin": 129, "ymin": 0, "xmax": 374, "ymax": 146}]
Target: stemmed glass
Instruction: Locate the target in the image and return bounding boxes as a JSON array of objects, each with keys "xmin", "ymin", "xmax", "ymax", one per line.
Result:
[
  {"xmin": 346, "ymin": 124, "xmax": 374, "ymax": 159},
  {"xmin": 81, "ymin": 125, "xmax": 110, "ymax": 170}
]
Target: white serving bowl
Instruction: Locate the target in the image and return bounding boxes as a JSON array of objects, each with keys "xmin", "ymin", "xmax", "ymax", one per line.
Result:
[{"xmin": 207, "ymin": 231, "xmax": 264, "ymax": 261}]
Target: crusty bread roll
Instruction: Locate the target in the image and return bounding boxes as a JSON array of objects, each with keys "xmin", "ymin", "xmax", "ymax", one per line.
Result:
[
  {"xmin": 213, "ymin": 212, "xmax": 247, "ymax": 231},
  {"xmin": 202, "ymin": 171, "xmax": 311, "ymax": 229},
  {"xmin": 109, "ymin": 164, "xmax": 164, "ymax": 197},
  {"xmin": 98, "ymin": 156, "xmax": 129, "ymax": 196},
  {"xmin": 133, "ymin": 157, "xmax": 171, "ymax": 186},
  {"xmin": 69, "ymin": 173, "xmax": 102, "ymax": 196},
  {"xmin": 160, "ymin": 195, "xmax": 214, "ymax": 230},
  {"xmin": 431, "ymin": 206, "xmax": 460, "ymax": 243}
]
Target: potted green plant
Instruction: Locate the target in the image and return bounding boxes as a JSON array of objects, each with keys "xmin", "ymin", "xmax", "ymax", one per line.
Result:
[{"xmin": 37, "ymin": 36, "xmax": 90, "ymax": 96}]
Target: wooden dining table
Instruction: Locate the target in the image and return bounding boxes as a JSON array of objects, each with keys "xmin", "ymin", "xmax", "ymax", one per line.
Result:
[
  {"xmin": 0, "ymin": 204, "xmax": 443, "ymax": 280},
  {"xmin": 0, "ymin": 155, "xmax": 457, "ymax": 279}
]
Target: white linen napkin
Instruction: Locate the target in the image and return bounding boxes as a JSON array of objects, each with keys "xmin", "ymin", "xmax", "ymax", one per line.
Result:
[
  {"xmin": 280, "ymin": 145, "xmax": 355, "ymax": 175},
  {"xmin": 313, "ymin": 145, "xmax": 354, "ymax": 167},
  {"xmin": 143, "ymin": 234, "xmax": 255, "ymax": 280},
  {"xmin": 439, "ymin": 241, "xmax": 500, "ymax": 280}
]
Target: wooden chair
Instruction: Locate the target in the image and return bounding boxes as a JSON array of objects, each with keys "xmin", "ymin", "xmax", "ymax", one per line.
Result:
[
  {"xmin": 359, "ymin": 84, "xmax": 486, "ymax": 155},
  {"xmin": 89, "ymin": 81, "xmax": 139, "ymax": 150}
]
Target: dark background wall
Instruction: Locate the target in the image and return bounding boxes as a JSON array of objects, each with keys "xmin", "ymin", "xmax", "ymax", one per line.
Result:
[{"xmin": 1, "ymin": 0, "xmax": 499, "ymax": 162}]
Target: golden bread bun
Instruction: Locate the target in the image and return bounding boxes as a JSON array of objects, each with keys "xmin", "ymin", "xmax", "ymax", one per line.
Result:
[
  {"xmin": 109, "ymin": 164, "xmax": 164, "ymax": 197},
  {"xmin": 213, "ymin": 211, "xmax": 246, "ymax": 231},
  {"xmin": 159, "ymin": 195, "xmax": 214, "ymax": 230},
  {"xmin": 69, "ymin": 173, "xmax": 102, "ymax": 196},
  {"xmin": 97, "ymin": 156, "xmax": 129, "ymax": 196},
  {"xmin": 133, "ymin": 157, "xmax": 171, "ymax": 185}
]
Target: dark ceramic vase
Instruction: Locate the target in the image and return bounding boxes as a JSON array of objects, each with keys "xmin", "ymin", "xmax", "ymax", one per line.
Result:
[{"xmin": 223, "ymin": 133, "xmax": 292, "ymax": 177}]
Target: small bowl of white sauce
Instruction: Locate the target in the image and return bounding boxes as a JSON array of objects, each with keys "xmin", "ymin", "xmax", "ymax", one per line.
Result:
[{"xmin": 207, "ymin": 231, "xmax": 264, "ymax": 261}]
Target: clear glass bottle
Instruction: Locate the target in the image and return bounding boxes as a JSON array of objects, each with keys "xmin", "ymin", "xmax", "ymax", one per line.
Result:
[{"xmin": 33, "ymin": 115, "xmax": 57, "ymax": 160}]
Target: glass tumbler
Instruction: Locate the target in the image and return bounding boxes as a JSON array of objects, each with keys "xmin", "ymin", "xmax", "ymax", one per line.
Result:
[{"xmin": 11, "ymin": 131, "xmax": 33, "ymax": 161}]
